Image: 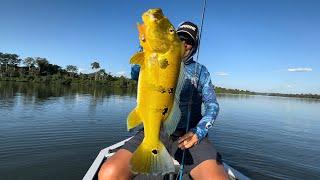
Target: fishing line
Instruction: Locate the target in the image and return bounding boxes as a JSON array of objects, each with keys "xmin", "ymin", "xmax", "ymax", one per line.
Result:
[{"xmin": 177, "ymin": 0, "xmax": 207, "ymax": 179}]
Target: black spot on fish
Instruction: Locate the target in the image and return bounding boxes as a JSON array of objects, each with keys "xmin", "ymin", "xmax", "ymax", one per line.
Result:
[
  {"xmin": 152, "ymin": 149, "xmax": 158, "ymax": 155},
  {"xmin": 158, "ymin": 86, "xmax": 166, "ymax": 93},
  {"xmin": 168, "ymin": 88, "xmax": 174, "ymax": 94},
  {"xmin": 162, "ymin": 107, "xmax": 168, "ymax": 115},
  {"xmin": 159, "ymin": 58, "xmax": 169, "ymax": 69}
]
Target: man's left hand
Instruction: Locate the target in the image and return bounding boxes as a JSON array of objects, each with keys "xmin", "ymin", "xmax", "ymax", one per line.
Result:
[{"xmin": 178, "ymin": 131, "xmax": 199, "ymax": 150}]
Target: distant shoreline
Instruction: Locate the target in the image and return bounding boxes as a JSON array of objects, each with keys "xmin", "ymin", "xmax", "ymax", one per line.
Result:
[
  {"xmin": 0, "ymin": 77, "xmax": 137, "ymax": 89},
  {"xmin": 216, "ymin": 92, "xmax": 320, "ymax": 101},
  {"xmin": 215, "ymin": 87, "xmax": 320, "ymax": 100},
  {"xmin": 1, "ymin": 79, "xmax": 319, "ymax": 100}
]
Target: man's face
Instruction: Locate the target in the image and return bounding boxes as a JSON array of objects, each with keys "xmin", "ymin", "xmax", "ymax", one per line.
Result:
[{"xmin": 181, "ymin": 40, "xmax": 193, "ymax": 59}]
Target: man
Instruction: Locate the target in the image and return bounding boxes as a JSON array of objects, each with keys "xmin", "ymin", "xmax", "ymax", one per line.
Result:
[{"xmin": 99, "ymin": 21, "xmax": 228, "ymax": 180}]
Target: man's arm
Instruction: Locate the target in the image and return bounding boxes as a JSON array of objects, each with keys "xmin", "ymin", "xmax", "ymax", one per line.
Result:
[
  {"xmin": 190, "ymin": 66, "xmax": 219, "ymax": 142},
  {"xmin": 131, "ymin": 64, "xmax": 140, "ymax": 81}
]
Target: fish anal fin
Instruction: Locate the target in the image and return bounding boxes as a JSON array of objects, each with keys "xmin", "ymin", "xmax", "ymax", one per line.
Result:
[
  {"xmin": 127, "ymin": 108, "xmax": 142, "ymax": 131},
  {"xmin": 130, "ymin": 52, "xmax": 145, "ymax": 65}
]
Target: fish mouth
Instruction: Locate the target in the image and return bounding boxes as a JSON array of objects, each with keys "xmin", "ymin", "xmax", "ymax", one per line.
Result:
[
  {"xmin": 143, "ymin": 8, "xmax": 165, "ymax": 22},
  {"xmin": 141, "ymin": 9, "xmax": 170, "ymax": 53}
]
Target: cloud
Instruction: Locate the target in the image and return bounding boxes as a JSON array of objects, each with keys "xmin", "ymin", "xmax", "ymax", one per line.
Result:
[
  {"xmin": 287, "ymin": 68, "xmax": 312, "ymax": 72},
  {"xmin": 214, "ymin": 72, "xmax": 229, "ymax": 76}
]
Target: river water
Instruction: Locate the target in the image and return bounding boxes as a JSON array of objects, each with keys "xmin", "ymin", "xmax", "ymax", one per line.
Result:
[{"xmin": 0, "ymin": 82, "xmax": 319, "ymax": 180}]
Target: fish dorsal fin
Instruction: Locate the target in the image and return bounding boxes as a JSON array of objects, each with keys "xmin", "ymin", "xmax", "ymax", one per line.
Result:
[
  {"xmin": 163, "ymin": 62, "xmax": 185, "ymax": 135},
  {"xmin": 130, "ymin": 52, "xmax": 145, "ymax": 65}
]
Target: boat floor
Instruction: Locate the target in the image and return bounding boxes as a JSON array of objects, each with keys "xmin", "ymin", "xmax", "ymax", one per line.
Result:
[{"xmin": 83, "ymin": 137, "xmax": 250, "ymax": 180}]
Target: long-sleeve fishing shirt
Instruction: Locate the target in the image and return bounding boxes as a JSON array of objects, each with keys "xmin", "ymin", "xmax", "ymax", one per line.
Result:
[{"xmin": 131, "ymin": 58, "xmax": 219, "ymax": 142}]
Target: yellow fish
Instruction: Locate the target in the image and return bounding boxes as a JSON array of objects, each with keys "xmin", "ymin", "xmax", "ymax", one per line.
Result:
[{"xmin": 127, "ymin": 8, "xmax": 185, "ymax": 175}]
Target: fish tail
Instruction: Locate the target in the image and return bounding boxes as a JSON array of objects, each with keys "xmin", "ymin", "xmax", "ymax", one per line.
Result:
[{"xmin": 130, "ymin": 140, "xmax": 175, "ymax": 175}]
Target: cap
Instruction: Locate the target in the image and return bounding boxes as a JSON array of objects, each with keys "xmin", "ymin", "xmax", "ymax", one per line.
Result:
[
  {"xmin": 177, "ymin": 21, "xmax": 199, "ymax": 47},
  {"xmin": 177, "ymin": 21, "xmax": 199, "ymax": 61}
]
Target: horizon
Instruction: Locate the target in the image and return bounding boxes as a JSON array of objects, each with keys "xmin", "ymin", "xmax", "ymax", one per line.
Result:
[{"xmin": 1, "ymin": 0, "xmax": 319, "ymax": 94}]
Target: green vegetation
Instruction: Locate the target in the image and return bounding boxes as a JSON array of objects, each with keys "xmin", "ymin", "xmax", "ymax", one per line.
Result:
[
  {"xmin": 215, "ymin": 87, "xmax": 320, "ymax": 100},
  {"xmin": 1, "ymin": 51, "xmax": 319, "ymax": 99},
  {"xmin": 255, "ymin": 92, "xmax": 320, "ymax": 100},
  {"xmin": 215, "ymin": 87, "xmax": 256, "ymax": 95},
  {"xmin": 0, "ymin": 52, "xmax": 136, "ymax": 89}
]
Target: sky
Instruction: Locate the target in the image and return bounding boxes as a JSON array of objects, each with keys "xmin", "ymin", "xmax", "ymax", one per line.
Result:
[{"xmin": 0, "ymin": 0, "xmax": 319, "ymax": 94}]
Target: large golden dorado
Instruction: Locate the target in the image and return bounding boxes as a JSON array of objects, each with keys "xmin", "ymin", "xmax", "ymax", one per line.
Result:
[{"xmin": 127, "ymin": 8, "xmax": 185, "ymax": 175}]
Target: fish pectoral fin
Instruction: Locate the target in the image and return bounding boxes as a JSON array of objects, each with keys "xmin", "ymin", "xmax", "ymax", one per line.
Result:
[
  {"xmin": 127, "ymin": 109, "xmax": 142, "ymax": 131},
  {"xmin": 130, "ymin": 141, "xmax": 175, "ymax": 175},
  {"xmin": 130, "ymin": 52, "xmax": 145, "ymax": 65}
]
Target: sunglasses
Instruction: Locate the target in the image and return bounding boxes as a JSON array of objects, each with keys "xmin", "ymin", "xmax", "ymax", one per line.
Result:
[{"xmin": 179, "ymin": 36, "xmax": 194, "ymax": 46}]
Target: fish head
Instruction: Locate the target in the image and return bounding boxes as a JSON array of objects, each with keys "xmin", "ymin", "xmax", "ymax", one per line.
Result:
[{"xmin": 138, "ymin": 8, "xmax": 183, "ymax": 54}]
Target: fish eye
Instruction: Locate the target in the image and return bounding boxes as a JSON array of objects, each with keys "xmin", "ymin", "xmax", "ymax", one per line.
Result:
[
  {"xmin": 140, "ymin": 35, "xmax": 146, "ymax": 42},
  {"xmin": 169, "ymin": 28, "xmax": 175, "ymax": 34}
]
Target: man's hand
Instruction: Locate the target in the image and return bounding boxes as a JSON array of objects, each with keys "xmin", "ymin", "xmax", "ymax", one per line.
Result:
[{"xmin": 178, "ymin": 131, "xmax": 199, "ymax": 150}]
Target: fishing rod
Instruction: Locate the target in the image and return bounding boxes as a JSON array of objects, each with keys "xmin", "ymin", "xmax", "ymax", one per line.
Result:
[{"xmin": 177, "ymin": 0, "xmax": 207, "ymax": 179}]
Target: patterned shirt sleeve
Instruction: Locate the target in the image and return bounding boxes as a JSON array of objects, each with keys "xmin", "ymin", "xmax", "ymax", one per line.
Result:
[
  {"xmin": 131, "ymin": 64, "xmax": 140, "ymax": 81},
  {"xmin": 190, "ymin": 66, "xmax": 219, "ymax": 142}
]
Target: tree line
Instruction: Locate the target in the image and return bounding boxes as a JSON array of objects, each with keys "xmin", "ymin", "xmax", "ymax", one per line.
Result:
[
  {"xmin": 215, "ymin": 87, "xmax": 320, "ymax": 100},
  {"xmin": 0, "ymin": 52, "xmax": 136, "ymax": 88},
  {"xmin": 1, "ymin": 51, "xmax": 318, "ymax": 99}
]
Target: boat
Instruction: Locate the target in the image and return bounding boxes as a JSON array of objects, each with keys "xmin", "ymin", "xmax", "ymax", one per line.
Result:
[{"xmin": 83, "ymin": 137, "xmax": 250, "ymax": 180}]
